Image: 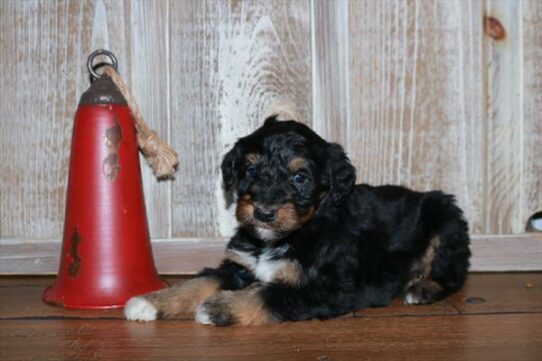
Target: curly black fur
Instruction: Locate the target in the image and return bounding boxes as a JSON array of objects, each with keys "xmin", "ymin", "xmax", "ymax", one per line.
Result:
[{"xmin": 199, "ymin": 117, "xmax": 471, "ymax": 324}]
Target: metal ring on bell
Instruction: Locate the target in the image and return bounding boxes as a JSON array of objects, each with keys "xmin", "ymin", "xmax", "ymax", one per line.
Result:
[{"xmin": 87, "ymin": 49, "xmax": 118, "ymax": 80}]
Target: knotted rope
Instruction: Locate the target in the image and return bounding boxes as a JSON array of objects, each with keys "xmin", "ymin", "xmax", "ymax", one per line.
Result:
[{"xmin": 102, "ymin": 66, "xmax": 178, "ymax": 179}]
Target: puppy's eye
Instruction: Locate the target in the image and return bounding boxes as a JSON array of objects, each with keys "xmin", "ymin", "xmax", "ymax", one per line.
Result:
[
  {"xmin": 292, "ymin": 173, "xmax": 307, "ymax": 184},
  {"xmin": 246, "ymin": 165, "xmax": 256, "ymax": 177}
]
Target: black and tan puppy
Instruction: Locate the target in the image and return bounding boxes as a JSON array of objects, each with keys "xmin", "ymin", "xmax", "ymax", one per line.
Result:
[{"xmin": 125, "ymin": 117, "xmax": 470, "ymax": 326}]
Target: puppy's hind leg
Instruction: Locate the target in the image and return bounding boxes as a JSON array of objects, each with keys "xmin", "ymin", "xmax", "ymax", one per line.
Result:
[
  {"xmin": 403, "ymin": 236, "xmax": 444, "ymax": 305},
  {"xmin": 404, "ymin": 200, "xmax": 471, "ymax": 305}
]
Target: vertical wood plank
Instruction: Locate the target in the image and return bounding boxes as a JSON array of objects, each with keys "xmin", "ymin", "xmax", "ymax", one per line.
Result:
[
  {"xmin": 311, "ymin": 0, "xmax": 349, "ymax": 144},
  {"xmin": 129, "ymin": 0, "xmax": 171, "ymax": 238},
  {"xmin": 0, "ymin": 0, "xmax": 137, "ymax": 238},
  {"xmin": 169, "ymin": 0, "xmax": 223, "ymax": 237},
  {"xmin": 521, "ymin": 0, "xmax": 542, "ymax": 228},
  {"xmin": 347, "ymin": 0, "xmax": 485, "ymax": 233},
  {"xmin": 485, "ymin": 0, "xmax": 522, "ymax": 234},
  {"xmin": 169, "ymin": 0, "xmax": 311, "ymax": 237},
  {"xmin": 0, "ymin": 0, "xmax": 74, "ymax": 237},
  {"xmin": 0, "ymin": 1, "xmax": 112, "ymax": 237}
]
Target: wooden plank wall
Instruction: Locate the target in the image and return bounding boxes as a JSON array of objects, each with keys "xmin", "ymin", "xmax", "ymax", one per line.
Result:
[{"xmin": 1, "ymin": 0, "xmax": 540, "ymax": 268}]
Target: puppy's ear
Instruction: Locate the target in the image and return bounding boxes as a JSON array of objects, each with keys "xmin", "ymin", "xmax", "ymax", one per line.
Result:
[
  {"xmin": 221, "ymin": 144, "xmax": 242, "ymax": 190},
  {"xmin": 326, "ymin": 143, "xmax": 356, "ymax": 205}
]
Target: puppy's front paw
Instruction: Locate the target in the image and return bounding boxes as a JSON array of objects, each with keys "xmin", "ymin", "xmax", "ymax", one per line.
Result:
[
  {"xmin": 124, "ymin": 297, "xmax": 158, "ymax": 322},
  {"xmin": 195, "ymin": 288, "xmax": 274, "ymax": 326},
  {"xmin": 195, "ymin": 294, "xmax": 235, "ymax": 327}
]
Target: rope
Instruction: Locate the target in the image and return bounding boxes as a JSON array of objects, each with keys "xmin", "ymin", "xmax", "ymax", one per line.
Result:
[{"xmin": 102, "ymin": 66, "xmax": 178, "ymax": 179}]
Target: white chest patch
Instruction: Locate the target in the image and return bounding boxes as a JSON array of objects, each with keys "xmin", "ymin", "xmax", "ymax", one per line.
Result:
[
  {"xmin": 255, "ymin": 254, "xmax": 286, "ymax": 283},
  {"xmin": 255, "ymin": 227, "xmax": 280, "ymax": 242},
  {"xmin": 254, "ymin": 246, "xmax": 290, "ymax": 283},
  {"xmin": 226, "ymin": 249, "xmax": 257, "ymax": 271}
]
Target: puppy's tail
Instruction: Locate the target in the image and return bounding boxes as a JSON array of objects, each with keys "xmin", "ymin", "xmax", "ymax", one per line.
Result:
[{"xmin": 264, "ymin": 99, "xmax": 304, "ymax": 123}]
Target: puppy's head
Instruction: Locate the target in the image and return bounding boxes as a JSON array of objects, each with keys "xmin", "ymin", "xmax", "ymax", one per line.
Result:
[{"xmin": 221, "ymin": 117, "xmax": 356, "ymax": 242}]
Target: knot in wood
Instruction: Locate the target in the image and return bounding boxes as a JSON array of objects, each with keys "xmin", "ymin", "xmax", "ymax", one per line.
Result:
[
  {"xmin": 465, "ymin": 296, "xmax": 486, "ymax": 304},
  {"xmin": 484, "ymin": 16, "xmax": 506, "ymax": 41}
]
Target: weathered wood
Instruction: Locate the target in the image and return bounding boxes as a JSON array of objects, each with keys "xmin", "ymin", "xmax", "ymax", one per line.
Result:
[
  {"xmin": 0, "ymin": 238, "xmax": 226, "ymax": 275},
  {"xmin": 468, "ymin": 234, "xmax": 542, "ymax": 271},
  {"xmin": 521, "ymin": 0, "xmax": 542, "ymax": 229},
  {"xmin": 1, "ymin": 314, "xmax": 541, "ymax": 361},
  {"xmin": 169, "ymin": 0, "xmax": 311, "ymax": 238},
  {"xmin": 1, "ymin": 234, "xmax": 540, "ymax": 275},
  {"xmin": 0, "ymin": 0, "xmax": 93, "ymax": 238},
  {"xmin": 2, "ymin": 273, "xmax": 540, "ymax": 322},
  {"xmin": 129, "ymin": 0, "xmax": 172, "ymax": 238},
  {"xmin": 347, "ymin": 0, "xmax": 485, "ymax": 233},
  {"xmin": 1, "ymin": 275, "xmax": 541, "ymax": 360},
  {"xmin": 485, "ymin": 0, "xmax": 523, "ymax": 234},
  {"xmin": 448, "ymin": 272, "xmax": 542, "ymax": 314},
  {"xmin": 0, "ymin": 277, "xmax": 188, "ymax": 319},
  {"xmin": 311, "ymin": 0, "xmax": 349, "ymax": 144},
  {"xmin": 1, "ymin": 0, "xmax": 541, "ymax": 273}
]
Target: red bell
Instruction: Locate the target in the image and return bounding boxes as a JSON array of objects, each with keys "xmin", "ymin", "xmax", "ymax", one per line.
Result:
[{"xmin": 43, "ymin": 50, "xmax": 167, "ymax": 309}]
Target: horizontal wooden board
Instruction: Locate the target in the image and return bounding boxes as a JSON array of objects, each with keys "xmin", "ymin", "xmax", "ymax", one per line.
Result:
[
  {"xmin": 0, "ymin": 238, "xmax": 226, "ymax": 275},
  {"xmin": 3, "ymin": 274, "xmax": 538, "ymax": 320},
  {"xmin": 0, "ymin": 274, "xmax": 540, "ymax": 361},
  {"xmin": 0, "ymin": 314, "xmax": 541, "ymax": 361},
  {"xmin": 0, "ymin": 234, "xmax": 540, "ymax": 274},
  {"xmin": 448, "ymin": 272, "xmax": 542, "ymax": 314}
]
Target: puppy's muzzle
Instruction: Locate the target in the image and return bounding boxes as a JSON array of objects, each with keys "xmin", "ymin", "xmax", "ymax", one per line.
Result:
[{"xmin": 253, "ymin": 207, "xmax": 277, "ymax": 223}]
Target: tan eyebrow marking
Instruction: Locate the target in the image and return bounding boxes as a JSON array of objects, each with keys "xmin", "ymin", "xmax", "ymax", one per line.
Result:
[
  {"xmin": 245, "ymin": 153, "xmax": 260, "ymax": 164},
  {"xmin": 288, "ymin": 157, "xmax": 309, "ymax": 173}
]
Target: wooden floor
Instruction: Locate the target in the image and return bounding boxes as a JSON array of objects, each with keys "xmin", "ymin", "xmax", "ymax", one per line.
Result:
[{"xmin": 1, "ymin": 273, "xmax": 541, "ymax": 361}]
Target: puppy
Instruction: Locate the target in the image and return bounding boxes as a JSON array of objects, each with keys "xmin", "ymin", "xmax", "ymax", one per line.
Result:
[{"xmin": 125, "ymin": 117, "xmax": 470, "ymax": 326}]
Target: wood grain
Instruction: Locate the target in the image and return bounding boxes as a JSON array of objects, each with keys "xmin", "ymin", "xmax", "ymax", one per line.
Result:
[
  {"xmin": 0, "ymin": 315, "xmax": 540, "ymax": 361},
  {"xmin": 0, "ymin": 238, "xmax": 226, "ymax": 275},
  {"xmin": 311, "ymin": 0, "xmax": 350, "ymax": 144},
  {"xmin": 129, "ymin": 0, "xmax": 172, "ymax": 238},
  {"xmin": 448, "ymin": 272, "xmax": 542, "ymax": 314},
  {"xmin": 347, "ymin": 0, "xmax": 485, "ymax": 233},
  {"xmin": 468, "ymin": 234, "xmax": 542, "ymax": 271},
  {"xmin": 1, "ymin": 234, "xmax": 541, "ymax": 274},
  {"xmin": 0, "ymin": 277, "xmax": 188, "ymax": 319},
  {"xmin": 521, "ymin": 0, "xmax": 542, "ymax": 228},
  {"xmin": 1, "ymin": 0, "xmax": 541, "ymax": 264},
  {"xmin": 0, "ymin": 0, "xmax": 168, "ymax": 238},
  {"xmin": 3, "ymin": 274, "xmax": 540, "ymax": 320},
  {"xmin": 0, "ymin": 0, "xmax": 90, "ymax": 238},
  {"xmin": 169, "ymin": 0, "xmax": 311, "ymax": 237},
  {"xmin": 484, "ymin": 0, "xmax": 523, "ymax": 234},
  {"xmin": 1, "ymin": 275, "xmax": 541, "ymax": 360}
]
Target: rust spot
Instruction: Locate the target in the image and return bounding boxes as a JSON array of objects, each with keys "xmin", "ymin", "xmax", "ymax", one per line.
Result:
[
  {"xmin": 105, "ymin": 123, "xmax": 122, "ymax": 147},
  {"xmin": 102, "ymin": 153, "xmax": 120, "ymax": 180},
  {"xmin": 103, "ymin": 121, "xmax": 122, "ymax": 180},
  {"xmin": 68, "ymin": 227, "xmax": 82, "ymax": 278},
  {"xmin": 484, "ymin": 16, "xmax": 506, "ymax": 40}
]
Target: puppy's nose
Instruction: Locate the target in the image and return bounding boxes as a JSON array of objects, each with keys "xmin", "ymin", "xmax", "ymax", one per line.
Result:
[{"xmin": 253, "ymin": 207, "xmax": 276, "ymax": 223}]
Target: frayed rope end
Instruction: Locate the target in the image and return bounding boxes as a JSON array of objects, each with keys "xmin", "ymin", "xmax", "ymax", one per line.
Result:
[{"xmin": 103, "ymin": 66, "xmax": 179, "ymax": 179}]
